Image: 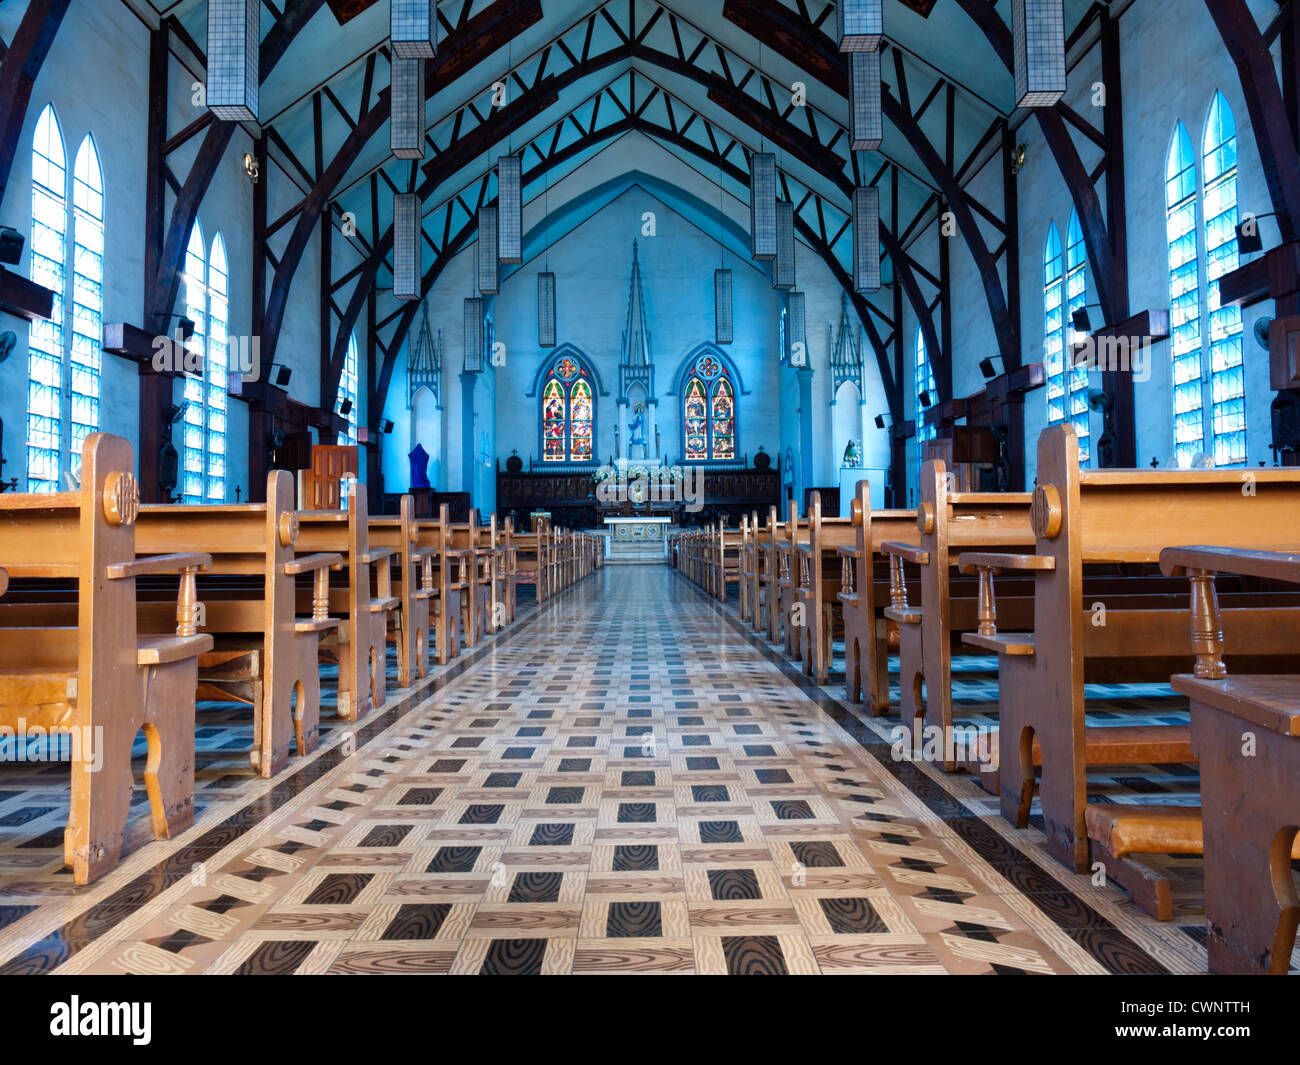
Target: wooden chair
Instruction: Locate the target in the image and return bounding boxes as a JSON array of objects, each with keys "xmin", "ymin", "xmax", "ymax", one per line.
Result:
[
  {"xmin": 0, "ymin": 433, "xmax": 212, "ymax": 884},
  {"xmin": 959, "ymin": 425, "xmax": 1300, "ymax": 872}
]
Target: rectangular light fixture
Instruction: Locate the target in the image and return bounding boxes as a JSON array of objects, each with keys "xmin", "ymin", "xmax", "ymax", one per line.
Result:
[
  {"xmin": 538, "ymin": 271, "xmax": 556, "ymax": 348},
  {"xmin": 853, "ymin": 186, "xmax": 880, "ymax": 293},
  {"xmin": 1013, "ymin": 0, "xmax": 1066, "ymax": 108},
  {"xmin": 838, "ymin": 0, "xmax": 883, "ymax": 52},
  {"xmin": 391, "ymin": 0, "xmax": 437, "ymax": 59},
  {"xmin": 390, "ymin": 57, "xmax": 425, "ymax": 160},
  {"xmin": 464, "ymin": 297, "xmax": 484, "ymax": 373},
  {"xmin": 749, "ymin": 152, "xmax": 776, "ymax": 261},
  {"xmin": 850, "ymin": 50, "xmax": 882, "ymax": 151},
  {"xmin": 207, "ymin": 0, "xmax": 259, "ymax": 122},
  {"xmin": 394, "ymin": 192, "xmax": 421, "ymax": 301},
  {"xmin": 497, "ymin": 155, "xmax": 522, "ymax": 264},
  {"xmin": 787, "ymin": 291, "xmax": 806, "ymax": 363},
  {"xmin": 773, "ymin": 201, "xmax": 795, "ymax": 290},
  {"xmin": 477, "ymin": 206, "xmax": 499, "ymax": 294},
  {"xmin": 715, "ymin": 268, "xmax": 733, "ymax": 345}
]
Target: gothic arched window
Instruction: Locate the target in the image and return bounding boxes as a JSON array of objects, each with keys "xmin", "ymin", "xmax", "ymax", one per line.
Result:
[
  {"xmin": 682, "ymin": 354, "xmax": 736, "ymax": 461},
  {"xmin": 26, "ymin": 108, "xmax": 105, "ymax": 490},
  {"xmin": 540, "ymin": 354, "xmax": 596, "ymax": 462}
]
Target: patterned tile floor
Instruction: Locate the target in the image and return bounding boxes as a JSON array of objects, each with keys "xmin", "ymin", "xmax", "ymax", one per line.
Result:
[{"xmin": 0, "ymin": 565, "xmax": 1291, "ymax": 974}]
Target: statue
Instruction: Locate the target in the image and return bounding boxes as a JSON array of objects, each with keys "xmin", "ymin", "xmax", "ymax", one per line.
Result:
[
  {"xmin": 842, "ymin": 438, "xmax": 862, "ymax": 468},
  {"xmin": 628, "ymin": 403, "xmax": 646, "ymax": 447},
  {"xmin": 408, "ymin": 443, "xmax": 431, "ymax": 490}
]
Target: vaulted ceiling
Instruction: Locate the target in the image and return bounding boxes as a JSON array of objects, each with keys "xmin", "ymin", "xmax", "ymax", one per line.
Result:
[{"xmin": 136, "ymin": 0, "xmax": 1118, "ymax": 416}]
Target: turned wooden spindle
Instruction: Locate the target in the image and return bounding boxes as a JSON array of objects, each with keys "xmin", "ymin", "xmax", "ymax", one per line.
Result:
[
  {"xmin": 177, "ymin": 567, "xmax": 199, "ymax": 637},
  {"xmin": 799, "ymin": 554, "xmax": 810, "ymax": 590},
  {"xmin": 841, "ymin": 555, "xmax": 854, "ymax": 595},
  {"xmin": 421, "ymin": 554, "xmax": 433, "ymax": 594},
  {"xmin": 889, "ymin": 554, "xmax": 906, "ymax": 611},
  {"xmin": 1187, "ymin": 568, "xmax": 1227, "ymax": 679},
  {"xmin": 313, "ymin": 567, "xmax": 330, "ymax": 622},
  {"xmin": 976, "ymin": 566, "xmax": 998, "ymax": 637}
]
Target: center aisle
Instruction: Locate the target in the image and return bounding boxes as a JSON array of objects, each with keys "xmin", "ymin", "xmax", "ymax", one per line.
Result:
[{"xmin": 51, "ymin": 566, "xmax": 1196, "ymax": 975}]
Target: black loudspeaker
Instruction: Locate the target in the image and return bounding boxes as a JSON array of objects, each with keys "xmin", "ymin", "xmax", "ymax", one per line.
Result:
[{"xmin": 0, "ymin": 227, "xmax": 24, "ymax": 266}]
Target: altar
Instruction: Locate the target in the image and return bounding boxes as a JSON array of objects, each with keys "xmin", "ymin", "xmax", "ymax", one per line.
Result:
[{"xmin": 602, "ymin": 516, "xmax": 670, "ymax": 563}]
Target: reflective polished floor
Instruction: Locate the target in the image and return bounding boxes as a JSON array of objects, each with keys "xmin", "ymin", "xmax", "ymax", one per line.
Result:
[{"xmin": 0, "ymin": 565, "xmax": 1272, "ymax": 974}]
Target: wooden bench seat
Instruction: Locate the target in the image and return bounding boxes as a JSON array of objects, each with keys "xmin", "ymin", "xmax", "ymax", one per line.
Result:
[
  {"xmin": 296, "ymin": 481, "xmax": 393, "ymax": 721},
  {"xmin": 957, "ymin": 425, "xmax": 1300, "ymax": 873},
  {"xmin": 0, "ymin": 433, "xmax": 212, "ymax": 884},
  {"xmin": 837, "ymin": 481, "xmax": 920, "ymax": 712}
]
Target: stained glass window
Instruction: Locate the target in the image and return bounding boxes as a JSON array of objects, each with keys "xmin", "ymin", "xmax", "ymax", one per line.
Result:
[
  {"xmin": 681, "ymin": 354, "xmax": 736, "ymax": 461},
  {"xmin": 542, "ymin": 378, "xmax": 567, "ymax": 461},
  {"xmin": 180, "ymin": 224, "xmax": 228, "ymax": 502},
  {"xmin": 570, "ymin": 379, "xmax": 592, "ymax": 461},
  {"xmin": 711, "ymin": 377, "xmax": 735, "ymax": 460},
  {"xmin": 27, "ymin": 105, "xmax": 66, "ymax": 492},
  {"xmin": 684, "ymin": 376, "xmax": 708, "ymax": 460},
  {"xmin": 915, "ymin": 327, "xmax": 936, "ymax": 480},
  {"xmin": 1203, "ymin": 92, "xmax": 1245, "ymax": 466},
  {"xmin": 1166, "ymin": 121, "xmax": 1203, "ymax": 466},
  {"xmin": 337, "ymin": 332, "xmax": 359, "ymax": 444},
  {"xmin": 539, "ymin": 355, "xmax": 597, "ymax": 462}
]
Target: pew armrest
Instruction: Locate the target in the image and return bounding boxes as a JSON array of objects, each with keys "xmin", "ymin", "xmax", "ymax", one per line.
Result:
[
  {"xmin": 956, "ymin": 552, "xmax": 1053, "ymax": 574},
  {"xmin": 1159, "ymin": 545, "xmax": 1300, "ymax": 585},
  {"xmin": 0, "ymin": 568, "xmax": 8, "ymax": 597},
  {"xmin": 138, "ymin": 632, "xmax": 214, "ymax": 665},
  {"xmin": 283, "ymin": 552, "xmax": 344, "ymax": 576},
  {"xmin": 835, "ymin": 545, "xmax": 860, "ymax": 560},
  {"xmin": 882, "ymin": 541, "xmax": 929, "ymax": 566},
  {"xmin": 361, "ymin": 547, "xmax": 396, "ymax": 566},
  {"xmin": 106, "ymin": 552, "xmax": 212, "ymax": 579}
]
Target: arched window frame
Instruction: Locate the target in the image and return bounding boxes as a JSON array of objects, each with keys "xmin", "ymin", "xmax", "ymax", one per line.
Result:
[
  {"xmin": 915, "ymin": 326, "xmax": 936, "ymax": 483},
  {"xmin": 1202, "ymin": 91, "xmax": 1245, "ymax": 466},
  {"xmin": 538, "ymin": 352, "xmax": 598, "ymax": 464},
  {"xmin": 1042, "ymin": 218, "xmax": 1089, "ymax": 466},
  {"xmin": 26, "ymin": 104, "xmax": 67, "ymax": 492},
  {"xmin": 336, "ymin": 332, "xmax": 359, "ymax": 445},
  {"xmin": 180, "ymin": 224, "xmax": 228, "ymax": 502},
  {"xmin": 681, "ymin": 353, "xmax": 737, "ymax": 463},
  {"xmin": 1166, "ymin": 119, "xmax": 1203, "ymax": 466},
  {"xmin": 26, "ymin": 109, "xmax": 105, "ymax": 491},
  {"xmin": 69, "ymin": 134, "xmax": 104, "ymax": 479}
]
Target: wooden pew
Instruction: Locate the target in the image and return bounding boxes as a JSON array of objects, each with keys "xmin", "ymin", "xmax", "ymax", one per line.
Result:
[
  {"xmin": 774, "ymin": 501, "xmax": 802, "ymax": 657},
  {"xmin": 369, "ymin": 496, "xmax": 429, "ymax": 689},
  {"xmin": 880, "ymin": 463, "xmax": 1035, "ymax": 763},
  {"xmin": 134, "ymin": 472, "xmax": 341, "ymax": 776},
  {"xmin": 0, "ymin": 433, "xmax": 212, "ymax": 883},
  {"xmin": 449, "ymin": 510, "xmax": 488, "ymax": 648},
  {"xmin": 3, "ymin": 473, "xmax": 341, "ymax": 777},
  {"xmin": 960, "ymin": 424, "xmax": 1300, "ymax": 872},
  {"xmin": 715, "ymin": 520, "xmax": 744, "ymax": 604},
  {"xmin": 296, "ymin": 481, "xmax": 397, "ymax": 721},
  {"xmin": 1165, "ymin": 547, "xmax": 1299, "ymax": 973},
  {"xmin": 1083, "ymin": 546, "xmax": 1300, "ymax": 932},
  {"xmin": 836, "ymin": 481, "xmax": 920, "ymax": 712},
  {"xmin": 756, "ymin": 506, "xmax": 787, "ymax": 640},
  {"xmin": 795, "ymin": 493, "xmax": 857, "ymax": 683},
  {"xmin": 411, "ymin": 503, "xmax": 461, "ymax": 664}
]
